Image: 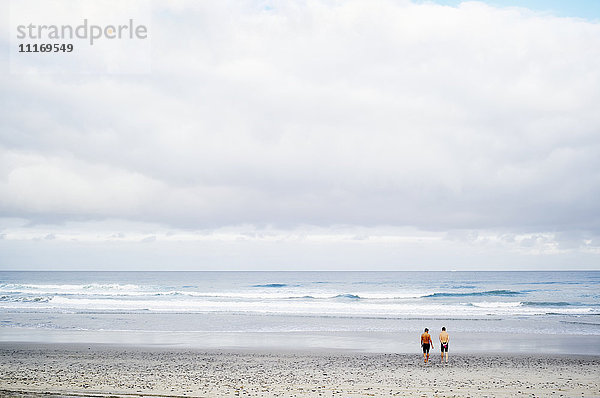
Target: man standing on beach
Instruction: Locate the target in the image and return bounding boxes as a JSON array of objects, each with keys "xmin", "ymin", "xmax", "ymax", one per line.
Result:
[
  {"xmin": 439, "ymin": 327, "xmax": 449, "ymax": 363},
  {"xmin": 420, "ymin": 328, "xmax": 433, "ymax": 363}
]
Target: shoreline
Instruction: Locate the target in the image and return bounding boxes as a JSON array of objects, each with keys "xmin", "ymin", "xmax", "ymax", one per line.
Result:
[
  {"xmin": 1, "ymin": 343, "xmax": 599, "ymax": 397},
  {"xmin": 3, "ymin": 340, "xmax": 600, "ymax": 356},
  {"xmin": 2, "ymin": 328, "xmax": 600, "ymax": 355}
]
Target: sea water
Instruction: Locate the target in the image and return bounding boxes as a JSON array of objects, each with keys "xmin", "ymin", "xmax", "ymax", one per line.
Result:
[{"xmin": 1, "ymin": 271, "xmax": 599, "ymax": 353}]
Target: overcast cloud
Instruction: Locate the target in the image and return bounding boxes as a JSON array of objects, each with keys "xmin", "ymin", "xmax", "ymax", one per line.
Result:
[{"xmin": 1, "ymin": 0, "xmax": 599, "ymax": 270}]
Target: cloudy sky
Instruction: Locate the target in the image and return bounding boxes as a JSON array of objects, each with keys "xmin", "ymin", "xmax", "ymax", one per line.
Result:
[{"xmin": 1, "ymin": 0, "xmax": 599, "ymax": 270}]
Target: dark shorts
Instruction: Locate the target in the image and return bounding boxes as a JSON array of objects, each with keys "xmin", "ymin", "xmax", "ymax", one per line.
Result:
[
  {"xmin": 422, "ymin": 343, "xmax": 430, "ymax": 353},
  {"xmin": 441, "ymin": 342, "xmax": 448, "ymax": 352}
]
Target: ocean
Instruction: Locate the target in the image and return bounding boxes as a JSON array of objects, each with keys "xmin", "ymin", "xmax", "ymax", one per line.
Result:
[{"xmin": 1, "ymin": 271, "xmax": 599, "ymax": 354}]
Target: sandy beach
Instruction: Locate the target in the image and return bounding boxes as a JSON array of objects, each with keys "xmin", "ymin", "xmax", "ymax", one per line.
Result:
[{"xmin": 1, "ymin": 343, "xmax": 599, "ymax": 397}]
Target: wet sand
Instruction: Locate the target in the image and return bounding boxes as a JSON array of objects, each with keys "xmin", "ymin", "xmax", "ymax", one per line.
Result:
[{"xmin": 1, "ymin": 343, "xmax": 599, "ymax": 397}]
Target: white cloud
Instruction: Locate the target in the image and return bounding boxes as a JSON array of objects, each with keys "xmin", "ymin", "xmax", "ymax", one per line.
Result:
[{"xmin": 1, "ymin": 0, "xmax": 599, "ymax": 268}]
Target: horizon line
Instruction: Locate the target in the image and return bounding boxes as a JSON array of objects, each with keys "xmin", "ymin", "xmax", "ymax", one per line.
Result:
[{"xmin": 1, "ymin": 269, "xmax": 599, "ymax": 272}]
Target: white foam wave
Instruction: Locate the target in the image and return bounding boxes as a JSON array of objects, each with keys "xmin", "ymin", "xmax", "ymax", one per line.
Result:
[
  {"xmin": 0, "ymin": 283, "xmax": 146, "ymax": 296},
  {"xmin": 357, "ymin": 293, "xmax": 432, "ymax": 299},
  {"xmin": 470, "ymin": 302, "xmax": 523, "ymax": 308},
  {"xmin": 161, "ymin": 291, "xmax": 432, "ymax": 300},
  {"xmin": 0, "ymin": 284, "xmax": 432, "ymax": 300},
  {"xmin": 0, "ymin": 296, "xmax": 593, "ymax": 317}
]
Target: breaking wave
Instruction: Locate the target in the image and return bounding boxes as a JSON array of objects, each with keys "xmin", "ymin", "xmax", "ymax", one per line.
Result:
[{"xmin": 425, "ymin": 290, "xmax": 522, "ymax": 298}]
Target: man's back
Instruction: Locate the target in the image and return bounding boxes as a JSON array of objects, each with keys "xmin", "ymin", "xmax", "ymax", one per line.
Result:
[
  {"xmin": 421, "ymin": 332, "xmax": 432, "ymax": 345},
  {"xmin": 439, "ymin": 330, "xmax": 449, "ymax": 343}
]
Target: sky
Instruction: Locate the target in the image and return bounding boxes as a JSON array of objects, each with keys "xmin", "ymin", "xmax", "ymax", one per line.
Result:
[
  {"xmin": 421, "ymin": 0, "xmax": 600, "ymax": 20},
  {"xmin": 1, "ymin": 0, "xmax": 599, "ymax": 270}
]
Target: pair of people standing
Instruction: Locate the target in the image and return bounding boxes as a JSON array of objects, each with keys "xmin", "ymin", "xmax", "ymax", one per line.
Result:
[{"xmin": 420, "ymin": 327, "xmax": 449, "ymax": 363}]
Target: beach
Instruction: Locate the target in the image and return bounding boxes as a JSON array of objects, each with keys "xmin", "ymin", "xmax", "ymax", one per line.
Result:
[
  {"xmin": 1, "ymin": 343, "xmax": 599, "ymax": 397},
  {"xmin": 2, "ymin": 271, "xmax": 599, "ymax": 396}
]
